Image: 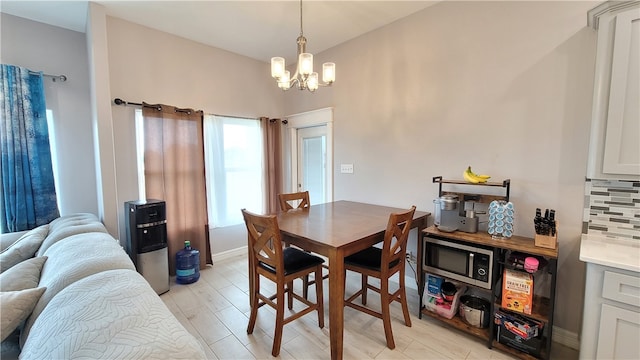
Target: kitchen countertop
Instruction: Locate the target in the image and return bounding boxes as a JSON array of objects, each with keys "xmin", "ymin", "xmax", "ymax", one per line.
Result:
[{"xmin": 580, "ymin": 234, "xmax": 640, "ymax": 273}]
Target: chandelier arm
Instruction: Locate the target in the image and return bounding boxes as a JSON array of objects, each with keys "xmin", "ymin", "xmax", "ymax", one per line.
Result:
[{"xmin": 290, "ymin": 67, "xmax": 300, "ymax": 82}]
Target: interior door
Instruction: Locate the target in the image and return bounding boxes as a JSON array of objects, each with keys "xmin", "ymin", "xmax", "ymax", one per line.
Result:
[
  {"xmin": 286, "ymin": 107, "xmax": 333, "ymax": 204},
  {"xmin": 297, "ymin": 126, "xmax": 327, "ymax": 204}
]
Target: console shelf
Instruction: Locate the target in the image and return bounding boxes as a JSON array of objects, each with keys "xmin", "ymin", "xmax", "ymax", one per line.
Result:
[
  {"xmin": 419, "ymin": 225, "xmax": 558, "ymax": 360},
  {"xmin": 420, "ymin": 307, "xmax": 490, "ymax": 340}
]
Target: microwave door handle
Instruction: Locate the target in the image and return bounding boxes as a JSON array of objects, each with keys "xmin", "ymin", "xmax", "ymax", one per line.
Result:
[{"xmin": 468, "ymin": 253, "xmax": 474, "ymax": 278}]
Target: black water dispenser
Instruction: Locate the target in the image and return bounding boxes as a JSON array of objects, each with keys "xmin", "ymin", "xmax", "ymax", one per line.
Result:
[{"xmin": 125, "ymin": 199, "xmax": 170, "ymax": 294}]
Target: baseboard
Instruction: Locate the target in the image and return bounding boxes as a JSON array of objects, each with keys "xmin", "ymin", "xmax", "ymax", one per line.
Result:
[
  {"xmin": 212, "ymin": 246, "xmax": 247, "ymax": 263},
  {"xmin": 552, "ymin": 325, "xmax": 580, "ymax": 350}
]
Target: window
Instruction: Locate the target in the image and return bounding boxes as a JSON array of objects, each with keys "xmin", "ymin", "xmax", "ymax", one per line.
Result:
[
  {"xmin": 134, "ymin": 111, "xmax": 263, "ymax": 228},
  {"xmin": 135, "ymin": 109, "xmax": 146, "ymax": 200},
  {"xmin": 204, "ymin": 115, "xmax": 264, "ymax": 227},
  {"xmin": 46, "ymin": 109, "xmax": 61, "ymax": 211}
]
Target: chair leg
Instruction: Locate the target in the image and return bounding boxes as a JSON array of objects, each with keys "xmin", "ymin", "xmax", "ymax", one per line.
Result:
[
  {"xmin": 315, "ymin": 265, "xmax": 324, "ymax": 328},
  {"xmin": 380, "ymin": 279, "xmax": 396, "ymax": 349},
  {"xmin": 303, "ymin": 274, "xmax": 310, "ymax": 300},
  {"xmin": 287, "ymin": 280, "xmax": 294, "ymax": 310},
  {"xmin": 361, "ymin": 274, "xmax": 368, "ymax": 305},
  {"xmin": 302, "ymin": 250, "xmax": 315, "ymax": 300},
  {"xmin": 247, "ymin": 272, "xmax": 259, "ymax": 334},
  {"xmin": 272, "ymin": 282, "xmax": 286, "ymax": 357},
  {"xmin": 399, "ymin": 269, "xmax": 412, "ymax": 327}
]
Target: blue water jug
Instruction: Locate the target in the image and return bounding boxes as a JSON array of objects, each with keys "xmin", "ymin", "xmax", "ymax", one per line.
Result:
[{"xmin": 176, "ymin": 240, "xmax": 200, "ymax": 284}]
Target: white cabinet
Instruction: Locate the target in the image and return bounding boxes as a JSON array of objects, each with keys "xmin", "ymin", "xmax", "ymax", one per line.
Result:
[
  {"xmin": 580, "ymin": 263, "xmax": 640, "ymax": 359},
  {"xmin": 596, "ymin": 304, "xmax": 640, "ymax": 359},
  {"xmin": 587, "ymin": 2, "xmax": 640, "ymax": 180}
]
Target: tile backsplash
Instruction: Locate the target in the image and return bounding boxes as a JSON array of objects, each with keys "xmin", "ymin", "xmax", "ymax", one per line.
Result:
[{"xmin": 583, "ymin": 179, "xmax": 640, "ymax": 240}]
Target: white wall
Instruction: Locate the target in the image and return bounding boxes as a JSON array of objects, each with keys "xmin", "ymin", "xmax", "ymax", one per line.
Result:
[
  {"xmin": 282, "ymin": 0, "xmax": 598, "ymax": 338},
  {"xmin": 87, "ymin": 3, "xmax": 119, "ymax": 237},
  {"xmin": 0, "ymin": 13, "xmax": 98, "ymax": 217}
]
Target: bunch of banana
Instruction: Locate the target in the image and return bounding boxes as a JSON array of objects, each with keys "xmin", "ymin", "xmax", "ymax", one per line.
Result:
[{"xmin": 463, "ymin": 166, "xmax": 491, "ymax": 184}]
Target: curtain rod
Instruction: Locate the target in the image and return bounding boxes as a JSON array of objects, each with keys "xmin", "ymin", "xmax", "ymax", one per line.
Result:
[
  {"xmin": 113, "ymin": 97, "xmax": 285, "ymax": 123},
  {"xmin": 28, "ymin": 71, "xmax": 67, "ymax": 82}
]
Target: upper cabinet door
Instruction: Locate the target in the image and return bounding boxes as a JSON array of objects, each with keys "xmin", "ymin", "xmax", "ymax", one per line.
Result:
[
  {"xmin": 587, "ymin": 3, "xmax": 640, "ymax": 180},
  {"xmin": 602, "ymin": 10, "xmax": 640, "ymax": 175}
]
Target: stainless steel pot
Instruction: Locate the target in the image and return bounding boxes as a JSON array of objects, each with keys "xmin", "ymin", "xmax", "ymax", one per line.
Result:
[{"xmin": 459, "ymin": 295, "xmax": 491, "ymax": 328}]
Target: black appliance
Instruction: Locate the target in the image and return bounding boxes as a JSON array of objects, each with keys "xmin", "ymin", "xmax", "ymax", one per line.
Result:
[{"xmin": 125, "ymin": 199, "xmax": 170, "ymax": 294}]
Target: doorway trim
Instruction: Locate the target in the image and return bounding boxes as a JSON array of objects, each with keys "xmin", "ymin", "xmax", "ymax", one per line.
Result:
[{"xmin": 286, "ymin": 107, "xmax": 333, "ymax": 203}]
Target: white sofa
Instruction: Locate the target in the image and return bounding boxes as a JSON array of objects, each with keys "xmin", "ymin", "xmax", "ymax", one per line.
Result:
[{"xmin": 0, "ymin": 213, "xmax": 205, "ymax": 359}]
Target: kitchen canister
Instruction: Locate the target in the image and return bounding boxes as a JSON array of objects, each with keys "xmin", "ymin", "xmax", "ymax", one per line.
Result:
[
  {"xmin": 488, "ymin": 200, "xmax": 514, "ymax": 239},
  {"xmin": 524, "ymin": 257, "xmax": 539, "ymax": 273}
]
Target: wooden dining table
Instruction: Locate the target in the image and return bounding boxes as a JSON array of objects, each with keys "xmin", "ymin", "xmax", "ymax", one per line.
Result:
[{"xmin": 275, "ymin": 200, "xmax": 430, "ymax": 360}]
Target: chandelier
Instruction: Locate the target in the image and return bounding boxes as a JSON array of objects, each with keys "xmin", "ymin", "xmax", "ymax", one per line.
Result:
[{"xmin": 270, "ymin": 0, "xmax": 335, "ymax": 92}]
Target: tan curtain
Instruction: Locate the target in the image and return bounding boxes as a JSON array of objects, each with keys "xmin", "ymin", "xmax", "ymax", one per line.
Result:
[
  {"xmin": 262, "ymin": 117, "xmax": 283, "ymax": 214},
  {"xmin": 142, "ymin": 103, "xmax": 212, "ymax": 275}
]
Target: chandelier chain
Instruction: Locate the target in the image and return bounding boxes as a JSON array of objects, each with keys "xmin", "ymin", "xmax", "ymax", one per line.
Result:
[{"xmin": 299, "ymin": 0, "xmax": 304, "ymax": 37}]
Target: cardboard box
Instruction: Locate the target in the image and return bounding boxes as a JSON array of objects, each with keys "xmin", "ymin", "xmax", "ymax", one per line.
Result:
[
  {"xmin": 498, "ymin": 323, "xmax": 542, "ymax": 357},
  {"xmin": 494, "ymin": 310, "xmax": 543, "ymax": 340},
  {"xmin": 427, "ymin": 274, "xmax": 444, "ymax": 298},
  {"xmin": 502, "ymin": 269, "xmax": 533, "ymax": 315},
  {"xmin": 535, "ymin": 222, "xmax": 558, "ymax": 249}
]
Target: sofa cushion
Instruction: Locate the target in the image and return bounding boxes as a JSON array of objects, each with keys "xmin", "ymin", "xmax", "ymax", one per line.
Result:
[
  {"xmin": 20, "ymin": 232, "xmax": 136, "ymax": 345},
  {"xmin": 0, "ymin": 256, "xmax": 47, "ymax": 292},
  {"xmin": 0, "ymin": 329, "xmax": 20, "ymax": 360},
  {"xmin": 36, "ymin": 213, "xmax": 108, "ymax": 256},
  {"xmin": 0, "ymin": 225, "xmax": 48, "ymax": 273},
  {"xmin": 20, "ymin": 269, "xmax": 205, "ymax": 359},
  {"xmin": 0, "ymin": 287, "xmax": 46, "ymax": 342},
  {"xmin": 0, "ymin": 231, "xmax": 28, "ymax": 252}
]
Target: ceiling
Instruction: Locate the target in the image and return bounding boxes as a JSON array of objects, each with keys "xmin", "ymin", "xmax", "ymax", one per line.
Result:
[{"xmin": 0, "ymin": 1, "xmax": 437, "ymax": 64}]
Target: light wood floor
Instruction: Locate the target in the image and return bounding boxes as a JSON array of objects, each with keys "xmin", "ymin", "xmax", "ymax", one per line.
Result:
[{"xmin": 160, "ymin": 253, "xmax": 578, "ymax": 359}]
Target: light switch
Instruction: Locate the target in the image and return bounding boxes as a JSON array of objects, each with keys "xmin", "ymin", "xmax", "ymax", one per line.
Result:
[{"xmin": 340, "ymin": 164, "xmax": 354, "ymax": 174}]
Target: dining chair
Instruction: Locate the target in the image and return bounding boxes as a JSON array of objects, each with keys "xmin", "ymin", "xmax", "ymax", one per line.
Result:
[
  {"xmin": 278, "ymin": 190, "xmax": 310, "ymax": 211},
  {"xmin": 241, "ymin": 208, "xmax": 325, "ymax": 357},
  {"xmin": 277, "ymin": 191, "xmax": 329, "ymax": 300},
  {"xmin": 343, "ymin": 205, "xmax": 416, "ymax": 350}
]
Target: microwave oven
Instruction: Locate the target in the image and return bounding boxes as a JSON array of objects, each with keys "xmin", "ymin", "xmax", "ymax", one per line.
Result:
[{"xmin": 423, "ymin": 237, "xmax": 493, "ymax": 289}]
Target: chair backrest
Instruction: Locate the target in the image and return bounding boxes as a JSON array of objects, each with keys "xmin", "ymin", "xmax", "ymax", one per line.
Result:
[
  {"xmin": 278, "ymin": 191, "xmax": 310, "ymax": 211},
  {"xmin": 381, "ymin": 206, "xmax": 416, "ymax": 270},
  {"xmin": 241, "ymin": 209, "xmax": 283, "ymax": 273}
]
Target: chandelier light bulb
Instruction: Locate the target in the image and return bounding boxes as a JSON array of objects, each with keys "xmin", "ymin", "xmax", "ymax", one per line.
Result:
[
  {"xmin": 271, "ymin": 57, "xmax": 285, "ymax": 79},
  {"xmin": 299, "ymin": 53, "xmax": 313, "ymax": 76},
  {"xmin": 322, "ymin": 63, "xmax": 335, "ymax": 83},
  {"xmin": 308, "ymin": 72, "xmax": 319, "ymax": 91},
  {"xmin": 279, "ymin": 70, "xmax": 291, "ymax": 90}
]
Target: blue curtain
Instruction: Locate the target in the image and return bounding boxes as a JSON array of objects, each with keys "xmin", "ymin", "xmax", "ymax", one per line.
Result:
[{"xmin": 0, "ymin": 64, "xmax": 59, "ymax": 233}]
